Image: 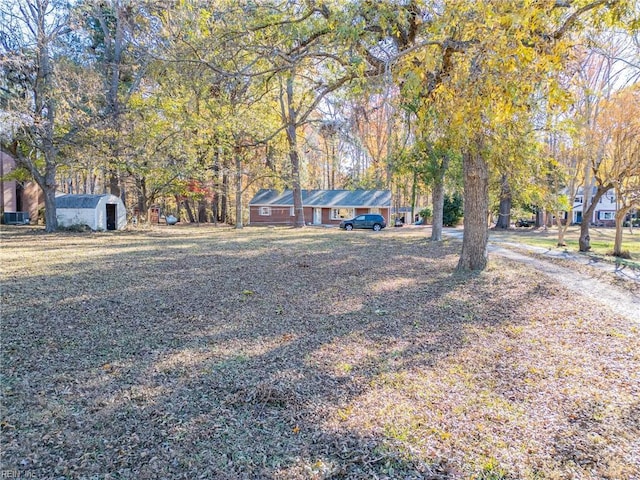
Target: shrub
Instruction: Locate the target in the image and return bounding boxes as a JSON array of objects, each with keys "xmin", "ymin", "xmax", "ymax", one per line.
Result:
[
  {"xmin": 611, "ymin": 249, "xmax": 632, "ymax": 259},
  {"xmin": 418, "ymin": 207, "xmax": 432, "ymax": 221},
  {"xmin": 442, "ymin": 192, "xmax": 463, "ymax": 226},
  {"xmin": 58, "ymin": 224, "xmax": 92, "ymax": 232}
]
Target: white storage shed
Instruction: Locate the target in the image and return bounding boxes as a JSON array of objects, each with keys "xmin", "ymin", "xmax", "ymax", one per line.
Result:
[{"xmin": 56, "ymin": 194, "xmax": 127, "ymax": 231}]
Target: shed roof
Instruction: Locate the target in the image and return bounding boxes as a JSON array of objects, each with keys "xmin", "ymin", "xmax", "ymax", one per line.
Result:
[
  {"xmin": 55, "ymin": 194, "xmax": 109, "ymax": 209},
  {"xmin": 249, "ymin": 189, "xmax": 391, "ymax": 207}
]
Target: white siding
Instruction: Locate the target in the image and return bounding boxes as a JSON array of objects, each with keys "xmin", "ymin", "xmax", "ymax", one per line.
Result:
[{"xmin": 57, "ymin": 208, "xmax": 98, "ymax": 229}]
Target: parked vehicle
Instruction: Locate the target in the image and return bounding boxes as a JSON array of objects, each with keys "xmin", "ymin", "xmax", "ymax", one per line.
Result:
[
  {"xmin": 515, "ymin": 218, "xmax": 535, "ymax": 227},
  {"xmin": 339, "ymin": 214, "xmax": 386, "ymax": 231}
]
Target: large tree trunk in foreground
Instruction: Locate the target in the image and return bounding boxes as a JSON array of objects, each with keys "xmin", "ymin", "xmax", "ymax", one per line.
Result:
[{"xmin": 457, "ymin": 145, "xmax": 489, "ymax": 271}]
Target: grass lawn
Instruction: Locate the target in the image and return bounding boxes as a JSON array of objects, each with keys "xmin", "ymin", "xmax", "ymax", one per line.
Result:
[
  {"xmin": 489, "ymin": 225, "xmax": 640, "ymax": 264},
  {"xmin": 1, "ymin": 225, "xmax": 638, "ymax": 479}
]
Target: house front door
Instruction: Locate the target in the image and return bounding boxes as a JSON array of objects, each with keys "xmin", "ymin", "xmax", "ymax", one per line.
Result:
[{"xmin": 313, "ymin": 208, "xmax": 322, "ymax": 225}]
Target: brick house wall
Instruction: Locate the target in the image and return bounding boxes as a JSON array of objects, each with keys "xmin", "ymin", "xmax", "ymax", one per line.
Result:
[
  {"xmin": 250, "ymin": 205, "xmax": 390, "ymax": 226},
  {"xmin": 1, "ymin": 151, "xmax": 43, "ymax": 223}
]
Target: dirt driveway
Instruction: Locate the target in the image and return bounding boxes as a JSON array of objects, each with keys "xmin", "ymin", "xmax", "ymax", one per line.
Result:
[{"xmin": 441, "ymin": 227, "xmax": 640, "ymax": 322}]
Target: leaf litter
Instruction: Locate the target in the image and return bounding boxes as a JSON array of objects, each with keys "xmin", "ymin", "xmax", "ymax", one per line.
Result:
[{"xmin": 0, "ymin": 225, "xmax": 638, "ymax": 479}]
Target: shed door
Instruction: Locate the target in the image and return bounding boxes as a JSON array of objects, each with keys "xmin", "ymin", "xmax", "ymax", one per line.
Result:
[{"xmin": 106, "ymin": 204, "xmax": 117, "ymax": 230}]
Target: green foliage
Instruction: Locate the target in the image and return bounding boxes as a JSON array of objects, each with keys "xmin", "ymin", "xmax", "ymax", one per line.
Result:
[
  {"xmin": 443, "ymin": 192, "xmax": 463, "ymax": 227},
  {"xmin": 418, "ymin": 207, "xmax": 432, "ymax": 220},
  {"xmin": 0, "ymin": 165, "xmax": 32, "ymax": 182},
  {"xmin": 473, "ymin": 456, "xmax": 509, "ymax": 480}
]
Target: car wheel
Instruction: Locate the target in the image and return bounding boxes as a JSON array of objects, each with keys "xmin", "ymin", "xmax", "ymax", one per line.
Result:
[
  {"xmin": 345, "ymin": 224, "xmax": 353, "ymax": 231},
  {"xmin": 372, "ymin": 223, "xmax": 381, "ymax": 231}
]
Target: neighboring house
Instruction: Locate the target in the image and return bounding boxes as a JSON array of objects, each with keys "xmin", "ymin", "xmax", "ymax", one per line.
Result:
[
  {"xmin": 248, "ymin": 189, "xmax": 391, "ymax": 226},
  {"xmin": 56, "ymin": 194, "xmax": 127, "ymax": 231},
  {"xmin": 1, "ymin": 150, "xmax": 43, "ymax": 224},
  {"xmin": 570, "ymin": 187, "xmax": 619, "ymax": 227}
]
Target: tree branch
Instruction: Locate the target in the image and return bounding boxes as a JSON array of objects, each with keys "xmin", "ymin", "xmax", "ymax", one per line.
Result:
[{"xmin": 552, "ymin": 0, "xmax": 612, "ymax": 40}]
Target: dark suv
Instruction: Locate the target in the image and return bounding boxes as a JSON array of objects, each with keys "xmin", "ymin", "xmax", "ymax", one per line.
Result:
[{"xmin": 339, "ymin": 214, "xmax": 387, "ymax": 231}]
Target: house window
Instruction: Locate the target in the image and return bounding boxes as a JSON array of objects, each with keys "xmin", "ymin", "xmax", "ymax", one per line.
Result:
[
  {"xmin": 369, "ymin": 208, "xmax": 380, "ymax": 214},
  {"xmin": 290, "ymin": 207, "xmax": 295, "ymax": 216},
  {"xmin": 599, "ymin": 211, "xmax": 614, "ymax": 220},
  {"xmin": 259, "ymin": 207, "xmax": 271, "ymax": 216},
  {"xmin": 574, "ymin": 196, "xmax": 583, "ymax": 204},
  {"xmin": 331, "ymin": 208, "xmax": 353, "ymax": 220}
]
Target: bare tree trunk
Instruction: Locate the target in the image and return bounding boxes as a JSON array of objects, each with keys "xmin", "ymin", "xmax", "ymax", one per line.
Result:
[
  {"xmin": 235, "ymin": 148, "xmax": 243, "ymax": 229},
  {"xmin": 212, "ymin": 147, "xmax": 221, "ymax": 224},
  {"xmin": 221, "ymin": 170, "xmax": 229, "ymax": 224},
  {"xmin": 430, "ymin": 152, "xmax": 450, "ymax": 242},
  {"xmin": 579, "ymin": 186, "xmax": 610, "ymax": 251},
  {"xmin": 410, "ymin": 169, "xmax": 417, "ymax": 225},
  {"xmin": 136, "ymin": 176, "xmax": 146, "ymax": 218},
  {"xmin": 457, "ymin": 143, "xmax": 489, "ymax": 271},
  {"xmin": 184, "ymin": 199, "xmax": 196, "ymax": 223},
  {"xmin": 174, "ymin": 195, "xmax": 182, "ymax": 222},
  {"xmin": 613, "ymin": 206, "xmax": 632, "ymax": 257},
  {"xmin": 557, "ymin": 209, "xmax": 570, "ymax": 246},
  {"xmin": 330, "ymin": 137, "xmax": 337, "ymax": 190},
  {"xmin": 284, "ymin": 74, "xmax": 305, "ymax": 227},
  {"xmin": 212, "ymin": 192, "xmax": 219, "ymax": 224},
  {"xmin": 495, "ymin": 174, "xmax": 511, "ymax": 229},
  {"xmin": 7, "ymin": 3, "xmax": 61, "ymax": 232},
  {"xmin": 431, "ymin": 179, "xmax": 445, "ymax": 241},
  {"xmin": 96, "ymin": 2, "xmax": 127, "ymax": 200},
  {"xmin": 198, "ymin": 200, "xmax": 207, "ymax": 223},
  {"xmin": 43, "ymin": 162, "xmax": 58, "ymax": 232},
  {"xmin": 290, "ymin": 147, "xmax": 305, "ymax": 227},
  {"xmin": 579, "ymin": 215, "xmax": 592, "ymax": 252}
]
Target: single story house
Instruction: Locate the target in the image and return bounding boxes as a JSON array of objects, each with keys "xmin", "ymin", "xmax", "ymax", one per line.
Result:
[
  {"xmin": 248, "ymin": 189, "xmax": 391, "ymax": 226},
  {"xmin": 56, "ymin": 194, "xmax": 127, "ymax": 230}
]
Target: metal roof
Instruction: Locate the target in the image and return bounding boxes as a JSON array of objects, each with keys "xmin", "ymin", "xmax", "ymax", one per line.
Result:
[
  {"xmin": 55, "ymin": 194, "xmax": 109, "ymax": 209},
  {"xmin": 249, "ymin": 189, "xmax": 391, "ymax": 207}
]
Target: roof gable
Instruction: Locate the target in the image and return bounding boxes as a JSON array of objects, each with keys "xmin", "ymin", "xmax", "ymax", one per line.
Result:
[{"xmin": 249, "ymin": 189, "xmax": 391, "ymax": 207}]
